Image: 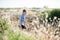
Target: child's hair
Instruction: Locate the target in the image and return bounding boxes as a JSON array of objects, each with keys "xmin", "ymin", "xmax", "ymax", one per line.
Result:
[{"xmin": 23, "ymin": 9, "xmax": 26, "ymax": 12}]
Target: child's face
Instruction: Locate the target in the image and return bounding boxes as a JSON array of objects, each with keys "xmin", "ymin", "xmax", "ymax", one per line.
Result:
[{"xmin": 23, "ymin": 12, "xmax": 26, "ymax": 15}]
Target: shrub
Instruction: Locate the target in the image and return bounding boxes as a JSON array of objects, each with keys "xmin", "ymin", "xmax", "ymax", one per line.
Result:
[
  {"xmin": 48, "ymin": 9, "xmax": 60, "ymax": 22},
  {"xmin": 0, "ymin": 18, "xmax": 8, "ymax": 33}
]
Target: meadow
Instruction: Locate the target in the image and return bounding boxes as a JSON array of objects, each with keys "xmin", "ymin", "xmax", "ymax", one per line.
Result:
[{"xmin": 0, "ymin": 8, "xmax": 60, "ymax": 40}]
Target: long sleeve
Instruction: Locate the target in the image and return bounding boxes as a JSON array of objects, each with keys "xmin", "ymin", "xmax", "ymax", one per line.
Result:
[{"xmin": 20, "ymin": 13, "xmax": 25, "ymax": 26}]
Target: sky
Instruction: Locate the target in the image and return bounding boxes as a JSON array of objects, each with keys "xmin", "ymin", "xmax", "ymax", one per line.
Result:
[{"xmin": 0, "ymin": 0, "xmax": 60, "ymax": 8}]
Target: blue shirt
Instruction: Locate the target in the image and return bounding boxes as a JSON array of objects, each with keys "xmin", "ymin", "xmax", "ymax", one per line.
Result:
[{"xmin": 20, "ymin": 13, "xmax": 26, "ymax": 26}]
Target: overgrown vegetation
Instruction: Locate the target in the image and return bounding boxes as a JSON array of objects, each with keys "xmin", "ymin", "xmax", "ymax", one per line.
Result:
[
  {"xmin": 0, "ymin": 8, "xmax": 60, "ymax": 40},
  {"xmin": 0, "ymin": 18, "xmax": 8, "ymax": 33},
  {"xmin": 0, "ymin": 17, "xmax": 34, "ymax": 40},
  {"xmin": 6, "ymin": 29, "xmax": 35, "ymax": 40},
  {"xmin": 48, "ymin": 9, "xmax": 60, "ymax": 21},
  {"xmin": 0, "ymin": 17, "xmax": 8, "ymax": 40}
]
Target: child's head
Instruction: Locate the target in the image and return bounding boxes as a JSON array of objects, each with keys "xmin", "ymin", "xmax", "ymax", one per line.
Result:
[{"xmin": 23, "ymin": 9, "xmax": 26, "ymax": 14}]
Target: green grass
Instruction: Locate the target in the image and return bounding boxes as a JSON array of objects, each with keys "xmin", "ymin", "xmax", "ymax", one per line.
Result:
[
  {"xmin": 0, "ymin": 33, "xmax": 3, "ymax": 40},
  {"xmin": 6, "ymin": 29, "xmax": 35, "ymax": 40},
  {"xmin": 0, "ymin": 17, "xmax": 8, "ymax": 40}
]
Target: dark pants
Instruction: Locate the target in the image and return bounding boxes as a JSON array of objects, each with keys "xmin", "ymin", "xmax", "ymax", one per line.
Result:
[{"xmin": 21, "ymin": 25, "xmax": 26, "ymax": 29}]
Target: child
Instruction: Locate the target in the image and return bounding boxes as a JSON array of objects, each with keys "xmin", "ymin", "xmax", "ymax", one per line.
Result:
[{"xmin": 20, "ymin": 9, "xmax": 27, "ymax": 29}]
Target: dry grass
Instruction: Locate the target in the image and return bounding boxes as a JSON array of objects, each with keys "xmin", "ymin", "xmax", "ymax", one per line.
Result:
[{"xmin": 0, "ymin": 8, "xmax": 60, "ymax": 40}]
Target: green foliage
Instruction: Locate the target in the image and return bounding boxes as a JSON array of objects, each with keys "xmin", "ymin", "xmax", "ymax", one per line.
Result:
[
  {"xmin": 6, "ymin": 30, "xmax": 34, "ymax": 40},
  {"xmin": 48, "ymin": 9, "xmax": 60, "ymax": 21},
  {"xmin": 0, "ymin": 33, "xmax": 3, "ymax": 40},
  {"xmin": 37, "ymin": 13, "xmax": 46, "ymax": 20},
  {"xmin": 0, "ymin": 17, "xmax": 8, "ymax": 40},
  {"xmin": 0, "ymin": 17, "xmax": 8, "ymax": 33}
]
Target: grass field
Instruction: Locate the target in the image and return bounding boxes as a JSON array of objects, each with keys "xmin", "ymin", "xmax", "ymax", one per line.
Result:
[{"xmin": 0, "ymin": 8, "xmax": 60, "ymax": 40}]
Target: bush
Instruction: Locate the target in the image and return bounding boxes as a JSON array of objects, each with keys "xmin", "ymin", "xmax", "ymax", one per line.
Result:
[
  {"xmin": 0, "ymin": 18, "xmax": 8, "ymax": 33},
  {"xmin": 48, "ymin": 9, "xmax": 60, "ymax": 21}
]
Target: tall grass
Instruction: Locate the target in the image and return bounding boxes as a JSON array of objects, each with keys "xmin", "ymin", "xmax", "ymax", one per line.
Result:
[
  {"xmin": 6, "ymin": 29, "xmax": 35, "ymax": 40},
  {"xmin": 0, "ymin": 17, "xmax": 8, "ymax": 40},
  {"xmin": 0, "ymin": 33, "xmax": 3, "ymax": 40}
]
